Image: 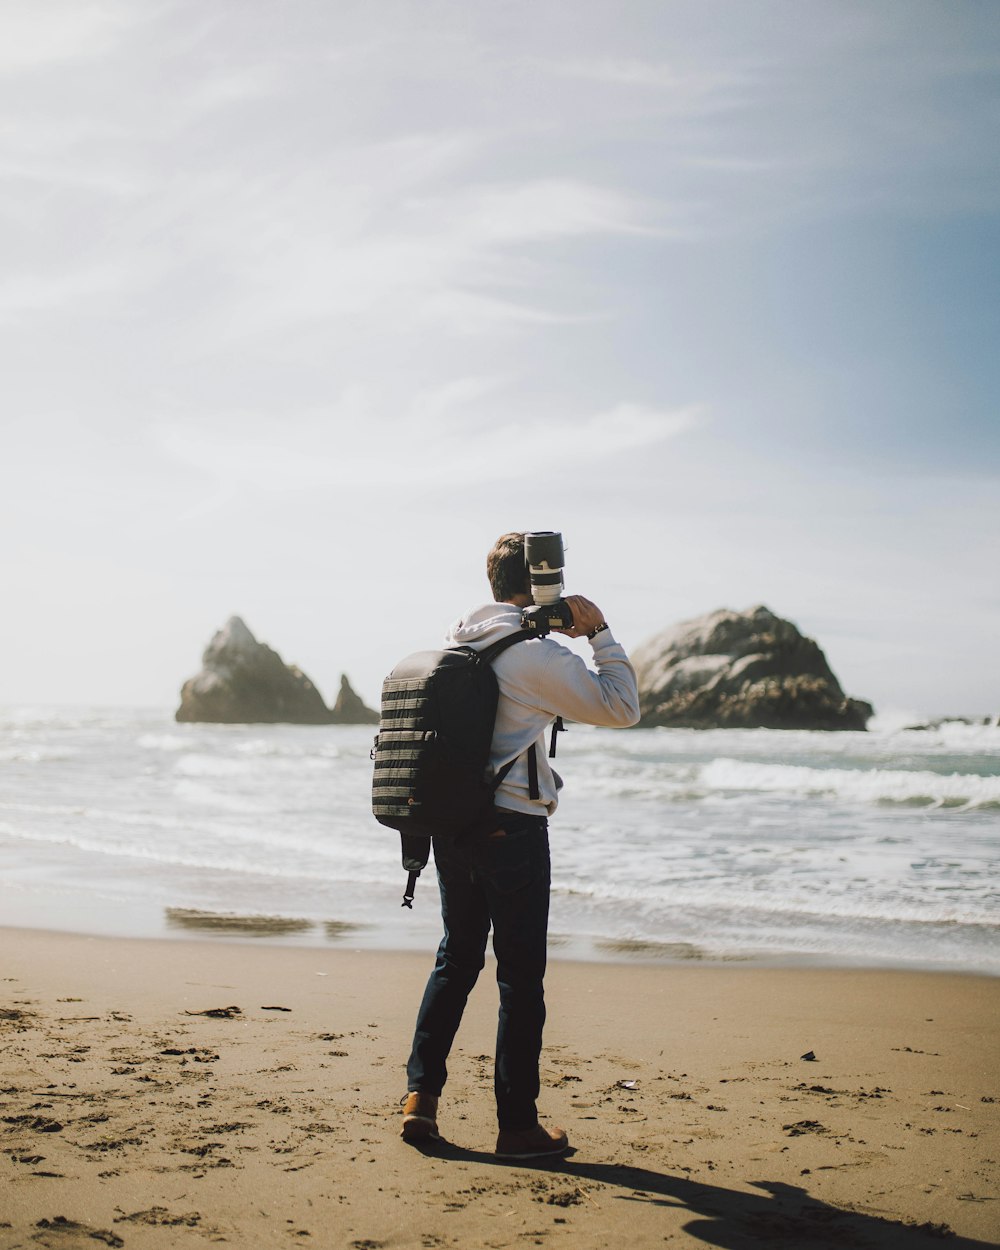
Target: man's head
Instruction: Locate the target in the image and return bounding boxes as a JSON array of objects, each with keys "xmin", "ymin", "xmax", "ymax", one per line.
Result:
[{"xmin": 487, "ymin": 532, "xmax": 530, "ymax": 603}]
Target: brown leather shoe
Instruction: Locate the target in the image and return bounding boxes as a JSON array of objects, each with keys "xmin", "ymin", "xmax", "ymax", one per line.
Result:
[
  {"xmin": 401, "ymin": 1091, "xmax": 439, "ymax": 1141},
  {"xmin": 495, "ymin": 1123, "xmax": 569, "ymax": 1159}
]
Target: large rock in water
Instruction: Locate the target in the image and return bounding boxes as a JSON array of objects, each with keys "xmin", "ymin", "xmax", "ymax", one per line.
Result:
[
  {"xmin": 632, "ymin": 605, "xmax": 873, "ymax": 731},
  {"xmin": 175, "ymin": 617, "xmax": 377, "ymax": 725}
]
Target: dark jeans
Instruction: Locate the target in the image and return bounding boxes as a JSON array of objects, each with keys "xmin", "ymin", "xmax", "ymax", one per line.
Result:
[{"xmin": 406, "ymin": 811, "xmax": 550, "ymax": 1131}]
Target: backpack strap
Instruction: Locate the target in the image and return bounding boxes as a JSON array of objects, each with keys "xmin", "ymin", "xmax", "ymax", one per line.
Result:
[
  {"xmin": 400, "ymin": 832, "xmax": 431, "ymax": 908},
  {"xmin": 549, "ymin": 716, "xmax": 564, "ymax": 758},
  {"xmin": 526, "ymin": 742, "xmax": 539, "ymax": 800},
  {"xmin": 480, "ymin": 630, "xmax": 546, "ymax": 799},
  {"xmin": 478, "ymin": 629, "xmax": 532, "ymax": 665},
  {"xmin": 491, "ymin": 756, "xmax": 518, "ymax": 792},
  {"xmin": 479, "ymin": 631, "xmax": 557, "ymax": 803}
]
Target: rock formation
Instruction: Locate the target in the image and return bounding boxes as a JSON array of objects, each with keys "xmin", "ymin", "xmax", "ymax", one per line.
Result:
[
  {"xmin": 175, "ymin": 617, "xmax": 377, "ymax": 725},
  {"xmin": 632, "ymin": 605, "xmax": 873, "ymax": 731},
  {"xmin": 329, "ymin": 673, "xmax": 379, "ymax": 725}
]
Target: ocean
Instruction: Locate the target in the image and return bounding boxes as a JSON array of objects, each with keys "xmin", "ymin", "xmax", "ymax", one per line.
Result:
[{"xmin": 1, "ymin": 707, "xmax": 998, "ymax": 973}]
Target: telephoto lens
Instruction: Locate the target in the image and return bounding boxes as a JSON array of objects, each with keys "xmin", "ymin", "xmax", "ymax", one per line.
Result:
[
  {"xmin": 524, "ymin": 531, "xmax": 565, "ymax": 605},
  {"xmin": 521, "ymin": 532, "xmax": 574, "ymax": 633}
]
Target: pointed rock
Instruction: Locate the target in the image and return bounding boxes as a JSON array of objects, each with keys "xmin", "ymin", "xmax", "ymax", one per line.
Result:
[
  {"xmin": 175, "ymin": 617, "xmax": 333, "ymax": 724},
  {"xmin": 632, "ymin": 605, "xmax": 873, "ymax": 730},
  {"xmin": 329, "ymin": 673, "xmax": 379, "ymax": 724}
]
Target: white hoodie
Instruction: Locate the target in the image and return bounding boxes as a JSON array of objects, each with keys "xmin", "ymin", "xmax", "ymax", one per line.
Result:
[{"xmin": 444, "ymin": 602, "xmax": 640, "ymax": 817}]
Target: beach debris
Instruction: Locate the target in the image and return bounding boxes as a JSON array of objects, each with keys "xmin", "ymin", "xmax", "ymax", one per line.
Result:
[
  {"xmin": 261, "ymin": 1005, "xmax": 292, "ymax": 1012},
  {"xmin": 84, "ymin": 1136, "xmax": 144, "ymax": 1154},
  {"xmin": 2, "ymin": 1114, "xmax": 64, "ymax": 1133},
  {"xmin": 184, "ymin": 1005, "xmax": 242, "ymax": 1019},
  {"xmin": 617, "ymin": 1080, "xmax": 639, "ymax": 1090},
  {"xmin": 783, "ymin": 1120, "xmax": 828, "ymax": 1136},
  {"xmin": 158, "ymin": 1047, "xmax": 218, "ymax": 1064},
  {"xmin": 555, "ymin": 1185, "xmax": 595, "ymax": 1205},
  {"xmin": 181, "ymin": 1142, "xmax": 224, "ymax": 1157},
  {"xmin": 114, "ymin": 1208, "xmax": 202, "ymax": 1227},
  {"xmin": 800, "ymin": 1050, "xmax": 817, "ymax": 1062},
  {"xmin": 28, "ymin": 1091, "xmax": 98, "ymax": 1100},
  {"xmin": 255, "ymin": 1098, "xmax": 292, "ymax": 1114},
  {"xmin": 542, "ymin": 1189, "xmax": 585, "ymax": 1207}
]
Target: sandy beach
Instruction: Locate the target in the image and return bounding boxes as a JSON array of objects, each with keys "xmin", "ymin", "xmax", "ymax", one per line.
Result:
[{"xmin": 1, "ymin": 928, "xmax": 998, "ymax": 1249}]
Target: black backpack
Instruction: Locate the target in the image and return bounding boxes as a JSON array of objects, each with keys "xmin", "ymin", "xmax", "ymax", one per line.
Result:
[{"xmin": 371, "ymin": 631, "xmax": 533, "ymax": 907}]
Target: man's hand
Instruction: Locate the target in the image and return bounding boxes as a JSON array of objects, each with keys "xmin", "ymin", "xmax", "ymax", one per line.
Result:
[{"xmin": 555, "ymin": 595, "xmax": 606, "ymax": 640}]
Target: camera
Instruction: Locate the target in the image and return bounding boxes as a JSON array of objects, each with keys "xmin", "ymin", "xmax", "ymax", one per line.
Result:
[{"xmin": 520, "ymin": 531, "xmax": 574, "ymax": 635}]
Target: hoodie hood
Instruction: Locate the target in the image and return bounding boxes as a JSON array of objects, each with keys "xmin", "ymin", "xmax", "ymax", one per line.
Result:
[{"xmin": 444, "ymin": 601, "xmax": 524, "ymax": 649}]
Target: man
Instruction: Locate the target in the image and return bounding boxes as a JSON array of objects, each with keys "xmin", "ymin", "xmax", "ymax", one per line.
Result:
[{"xmin": 401, "ymin": 532, "xmax": 640, "ymax": 1159}]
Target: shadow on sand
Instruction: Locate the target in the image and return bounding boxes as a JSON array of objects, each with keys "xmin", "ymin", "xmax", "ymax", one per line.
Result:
[{"xmin": 413, "ymin": 1138, "xmax": 996, "ymax": 1248}]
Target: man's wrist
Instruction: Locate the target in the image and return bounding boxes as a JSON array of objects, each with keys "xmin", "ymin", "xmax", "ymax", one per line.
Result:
[{"xmin": 587, "ymin": 622, "xmax": 609, "ymax": 641}]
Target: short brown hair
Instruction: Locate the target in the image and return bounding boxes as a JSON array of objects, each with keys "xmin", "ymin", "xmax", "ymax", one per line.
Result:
[{"xmin": 487, "ymin": 532, "xmax": 529, "ymax": 601}]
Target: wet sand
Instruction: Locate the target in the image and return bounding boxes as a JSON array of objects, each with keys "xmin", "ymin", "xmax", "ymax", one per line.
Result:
[{"xmin": 1, "ymin": 927, "xmax": 998, "ymax": 1248}]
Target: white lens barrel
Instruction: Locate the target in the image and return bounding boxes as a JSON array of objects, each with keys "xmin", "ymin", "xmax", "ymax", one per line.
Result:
[{"xmin": 528, "ymin": 564, "xmax": 564, "ymax": 605}]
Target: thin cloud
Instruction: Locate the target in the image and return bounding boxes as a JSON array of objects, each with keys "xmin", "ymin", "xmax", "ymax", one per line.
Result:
[
  {"xmin": 539, "ymin": 54, "xmax": 753, "ymax": 102},
  {"xmin": 444, "ymin": 179, "xmax": 665, "ymax": 242},
  {"xmin": 419, "ymin": 290, "xmax": 605, "ymax": 332},
  {"xmin": 155, "ymin": 399, "xmax": 705, "ymax": 496},
  {"xmin": 0, "ymin": 264, "xmax": 144, "ymax": 319},
  {"xmin": 406, "ymin": 376, "xmax": 506, "ymax": 423},
  {"xmin": 0, "ymin": 1, "xmax": 139, "ymax": 71},
  {"xmin": 161, "ymin": 169, "xmax": 661, "ymax": 345},
  {"xmin": 165, "ymin": 64, "xmax": 286, "ymax": 129}
]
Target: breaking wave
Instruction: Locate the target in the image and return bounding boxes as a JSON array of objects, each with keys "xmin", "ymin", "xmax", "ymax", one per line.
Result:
[{"xmin": 699, "ymin": 758, "xmax": 1000, "ymax": 809}]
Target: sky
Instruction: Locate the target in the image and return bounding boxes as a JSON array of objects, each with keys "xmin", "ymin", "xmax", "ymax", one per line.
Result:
[{"xmin": 2, "ymin": 0, "xmax": 998, "ymax": 719}]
